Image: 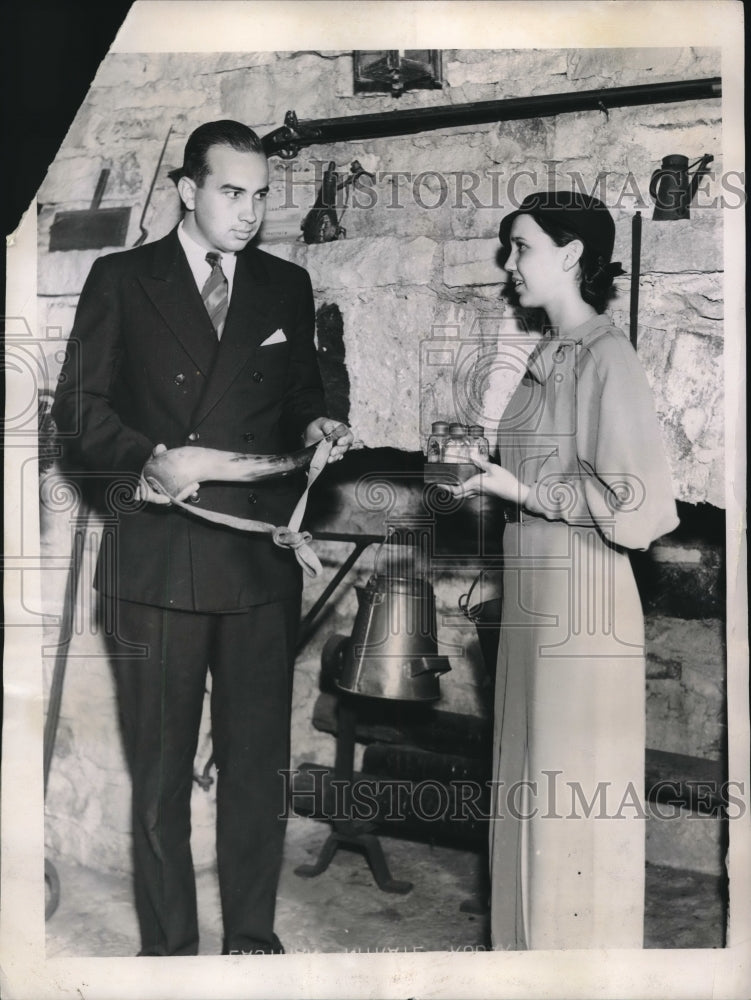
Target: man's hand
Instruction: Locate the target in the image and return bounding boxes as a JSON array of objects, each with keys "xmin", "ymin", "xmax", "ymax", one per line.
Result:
[
  {"xmin": 136, "ymin": 443, "xmax": 202, "ymax": 504},
  {"xmin": 445, "ymin": 456, "xmax": 530, "ymax": 505},
  {"xmin": 303, "ymin": 418, "xmax": 357, "ymax": 462}
]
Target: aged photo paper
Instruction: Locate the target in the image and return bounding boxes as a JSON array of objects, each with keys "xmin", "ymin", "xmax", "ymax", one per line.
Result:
[{"xmin": 2, "ymin": 2, "xmax": 748, "ymax": 998}]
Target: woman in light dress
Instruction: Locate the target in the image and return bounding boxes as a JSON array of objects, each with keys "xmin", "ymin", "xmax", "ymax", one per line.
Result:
[{"xmin": 453, "ymin": 191, "xmax": 678, "ymax": 949}]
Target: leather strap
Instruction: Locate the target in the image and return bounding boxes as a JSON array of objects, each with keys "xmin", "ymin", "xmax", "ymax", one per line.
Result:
[{"xmin": 164, "ymin": 436, "xmax": 334, "ymax": 577}]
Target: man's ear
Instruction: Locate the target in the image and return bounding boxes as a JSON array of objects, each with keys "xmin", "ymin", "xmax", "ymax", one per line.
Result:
[
  {"xmin": 563, "ymin": 238, "xmax": 584, "ymax": 271},
  {"xmin": 177, "ymin": 175, "xmax": 197, "ymax": 211}
]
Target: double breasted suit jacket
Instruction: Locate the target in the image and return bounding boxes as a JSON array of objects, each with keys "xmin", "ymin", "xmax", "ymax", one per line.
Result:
[{"xmin": 53, "ymin": 227, "xmax": 326, "ymax": 612}]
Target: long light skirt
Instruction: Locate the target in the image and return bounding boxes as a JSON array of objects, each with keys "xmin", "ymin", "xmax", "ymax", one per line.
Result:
[{"xmin": 490, "ymin": 521, "xmax": 646, "ymax": 950}]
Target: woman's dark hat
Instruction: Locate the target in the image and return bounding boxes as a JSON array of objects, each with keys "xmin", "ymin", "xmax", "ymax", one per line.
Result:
[{"xmin": 499, "ymin": 191, "xmax": 620, "ymax": 266}]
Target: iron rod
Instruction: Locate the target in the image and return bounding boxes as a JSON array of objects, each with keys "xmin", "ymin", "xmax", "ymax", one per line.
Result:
[
  {"xmin": 297, "ymin": 540, "xmax": 372, "ymax": 650},
  {"xmin": 630, "ymin": 210, "xmax": 642, "ymax": 349},
  {"xmin": 44, "ymin": 509, "xmax": 89, "ymax": 793}
]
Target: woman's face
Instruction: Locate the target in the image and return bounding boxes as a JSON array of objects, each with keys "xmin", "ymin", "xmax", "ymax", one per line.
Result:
[{"xmin": 504, "ymin": 214, "xmax": 572, "ymax": 311}]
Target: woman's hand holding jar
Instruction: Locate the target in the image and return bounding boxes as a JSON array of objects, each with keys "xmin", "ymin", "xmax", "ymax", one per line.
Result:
[{"xmin": 446, "ymin": 455, "xmax": 530, "ymax": 506}]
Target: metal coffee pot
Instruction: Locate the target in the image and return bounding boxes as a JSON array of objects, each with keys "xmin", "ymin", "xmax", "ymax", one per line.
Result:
[
  {"xmin": 336, "ymin": 573, "xmax": 451, "ymax": 701},
  {"xmin": 649, "ymin": 153, "xmax": 714, "ymax": 220}
]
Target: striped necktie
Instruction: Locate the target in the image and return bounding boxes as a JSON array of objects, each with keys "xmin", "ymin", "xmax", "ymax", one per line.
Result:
[{"xmin": 202, "ymin": 252, "xmax": 229, "ymax": 338}]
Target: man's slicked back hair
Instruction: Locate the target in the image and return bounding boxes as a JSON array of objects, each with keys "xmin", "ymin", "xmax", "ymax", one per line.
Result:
[{"xmin": 170, "ymin": 120, "xmax": 265, "ymax": 187}]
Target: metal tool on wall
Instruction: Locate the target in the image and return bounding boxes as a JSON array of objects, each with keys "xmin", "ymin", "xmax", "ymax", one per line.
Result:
[
  {"xmin": 132, "ymin": 126, "xmax": 173, "ymax": 246},
  {"xmin": 49, "ymin": 168, "xmax": 131, "ymax": 251},
  {"xmin": 301, "ymin": 159, "xmax": 375, "ymax": 243}
]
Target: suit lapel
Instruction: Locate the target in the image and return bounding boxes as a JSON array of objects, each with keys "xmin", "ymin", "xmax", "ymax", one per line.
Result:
[
  {"xmin": 138, "ymin": 229, "xmax": 218, "ymax": 376},
  {"xmin": 191, "ymin": 248, "xmax": 282, "ymax": 427}
]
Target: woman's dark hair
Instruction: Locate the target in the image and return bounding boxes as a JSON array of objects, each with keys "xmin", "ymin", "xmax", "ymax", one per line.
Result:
[
  {"xmin": 169, "ymin": 120, "xmax": 265, "ymax": 187},
  {"xmin": 499, "ymin": 192, "xmax": 625, "ymax": 314},
  {"xmin": 530, "ymin": 210, "xmax": 617, "ymax": 314}
]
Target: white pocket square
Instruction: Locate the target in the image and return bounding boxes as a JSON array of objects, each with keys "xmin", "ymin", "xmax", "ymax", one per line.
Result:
[{"xmin": 260, "ymin": 329, "xmax": 287, "ymax": 346}]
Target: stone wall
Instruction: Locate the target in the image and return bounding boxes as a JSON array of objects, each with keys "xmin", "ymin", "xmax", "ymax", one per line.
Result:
[
  {"xmin": 39, "ymin": 48, "xmax": 727, "ymax": 876},
  {"xmin": 37, "ymin": 46, "xmax": 725, "ymax": 502}
]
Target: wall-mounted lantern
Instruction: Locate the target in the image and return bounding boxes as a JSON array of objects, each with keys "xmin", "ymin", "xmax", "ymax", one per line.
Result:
[{"xmin": 353, "ymin": 50, "xmax": 442, "ymax": 98}]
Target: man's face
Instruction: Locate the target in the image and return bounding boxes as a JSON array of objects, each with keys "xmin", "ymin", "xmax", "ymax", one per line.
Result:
[{"xmin": 179, "ymin": 144, "xmax": 269, "ymax": 253}]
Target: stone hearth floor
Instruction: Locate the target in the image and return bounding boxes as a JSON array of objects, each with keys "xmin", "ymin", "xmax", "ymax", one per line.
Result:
[{"xmin": 45, "ymin": 816, "xmax": 725, "ymax": 957}]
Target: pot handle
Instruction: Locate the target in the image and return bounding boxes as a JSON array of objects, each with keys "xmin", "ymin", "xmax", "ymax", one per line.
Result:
[
  {"xmin": 369, "ymin": 524, "xmax": 396, "ymax": 583},
  {"xmin": 407, "ymin": 657, "xmax": 452, "ymax": 678}
]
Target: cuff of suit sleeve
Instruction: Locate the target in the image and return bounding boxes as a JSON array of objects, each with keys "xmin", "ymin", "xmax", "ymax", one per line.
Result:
[{"xmin": 119, "ymin": 437, "xmax": 157, "ymax": 476}]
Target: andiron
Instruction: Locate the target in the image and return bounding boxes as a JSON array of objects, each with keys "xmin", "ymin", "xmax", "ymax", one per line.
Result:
[{"xmin": 294, "ymin": 690, "xmax": 413, "ymax": 894}]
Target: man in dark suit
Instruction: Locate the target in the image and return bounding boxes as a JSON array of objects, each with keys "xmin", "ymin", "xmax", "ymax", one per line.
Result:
[{"xmin": 52, "ymin": 120, "xmax": 352, "ymax": 956}]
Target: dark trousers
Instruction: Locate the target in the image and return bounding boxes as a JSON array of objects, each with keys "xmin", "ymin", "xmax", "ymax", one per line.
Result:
[{"xmin": 106, "ymin": 594, "xmax": 300, "ymax": 956}]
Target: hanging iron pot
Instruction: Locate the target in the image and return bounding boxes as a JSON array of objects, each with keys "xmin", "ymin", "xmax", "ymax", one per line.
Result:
[{"xmin": 336, "ymin": 559, "xmax": 451, "ymax": 702}]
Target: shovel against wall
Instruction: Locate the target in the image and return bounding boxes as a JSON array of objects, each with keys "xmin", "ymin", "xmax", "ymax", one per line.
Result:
[{"xmin": 49, "ymin": 168, "xmax": 131, "ymax": 251}]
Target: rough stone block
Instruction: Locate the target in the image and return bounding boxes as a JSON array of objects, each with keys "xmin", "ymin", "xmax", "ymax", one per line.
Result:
[
  {"xmin": 221, "ymin": 53, "xmax": 350, "ymax": 125},
  {"xmin": 92, "ymin": 115, "xmax": 180, "ymax": 149},
  {"xmin": 257, "ymin": 241, "xmax": 300, "ymax": 267},
  {"xmin": 661, "ymin": 329, "xmax": 723, "ymax": 413},
  {"xmin": 690, "ymin": 48, "xmax": 722, "ymax": 75},
  {"xmin": 665, "ymin": 437, "xmax": 724, "ymax": 509},
  {"xmin": 63, "ymin": 105, "xmax": 109, "ymax": 153},
  {"xmin": 483, "ymin": 119, "xmax": 553, "ymax": 171},
  {"xmin": 221, "ymin": 65, "xmax": 278, "ymax": 125},
  {"xmin": 615, "ymin": 101, "xmax": 722, "ymax": 169},
  {"xmin": 551, "ymin": 111, "xmax": 614, "ymax": 163},
  {"xmin": 37, "ymin": 298, "xmax": 79, "ymax": 361},
  {"xmin": 37, "ymin": 250, "xmax": 101, "ymax": 296},
  {"xmin": 445, "ymin": 50, "xmax": 568, "ymax": 90},
  {"xmin": 39, "ymin": 157, "xmax": 110, "ymax": 204},
  {"xmin": 301, "ymin": 236, "xmax": 436, "ymax": 290},
  {"xmin": 637, "ymin": 276, "xmax": 723, "ymax": 347},
  {"xmin": 324, "ymin": 286, "xmax": 442, "ymax": 452},
  {"xmin": 130, "ymin": 78, "xmax": 221, "ymax": 114},
  {"xmin": 91, "ymin": 53, "xmax": 164, "ymax": 90},
  {"xmin": 624, "ymin": 307, "xmax": 724, "ymax": 507},
  {"xmin": 348, "ymin": 197, "xmax": 457, "ymax": 241},
  {"xmin": 639, "ymin": 217, "xmax": 723, "ymax": 274},
  {"xmin": 443, "ymin": 238, "xmax": 505, "ymax": 287},
  {"xmin": 568, "ymin": 48, "xmax": 696, "ymax": 82},
  {"xmin": 656, "ymin": 272, "xmax": 724, "ymax": 327},
  {"xmin": 448, "ymin": 169, "xmax": 532, "ymax": 240},
  {"xmin": 38, "ymin": 250, "xmax": 116, "ymax": 297}
]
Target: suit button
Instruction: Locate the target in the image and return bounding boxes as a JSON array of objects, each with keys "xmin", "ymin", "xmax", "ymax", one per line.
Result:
[
  {"xmin": 174, "ymin": 373, "xmax": 186, "ymax": 385},
  {"xmin": 247, "ymin": 491, "xmax": 257, "ymax": 504},
  {"xmin": 188, "ymin": 492, "xmax": 200, "ymax": 504},
  {"xmin": 187, "ymin": 431, "xmax": 200, "ymax": 442},
  {"xmin": 243, "ymin": 432, "xmax": 255, "ymax": 443},
  {"xmin": 252, "ymin": 371, "xmax": 264, "ymax": 383}
]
